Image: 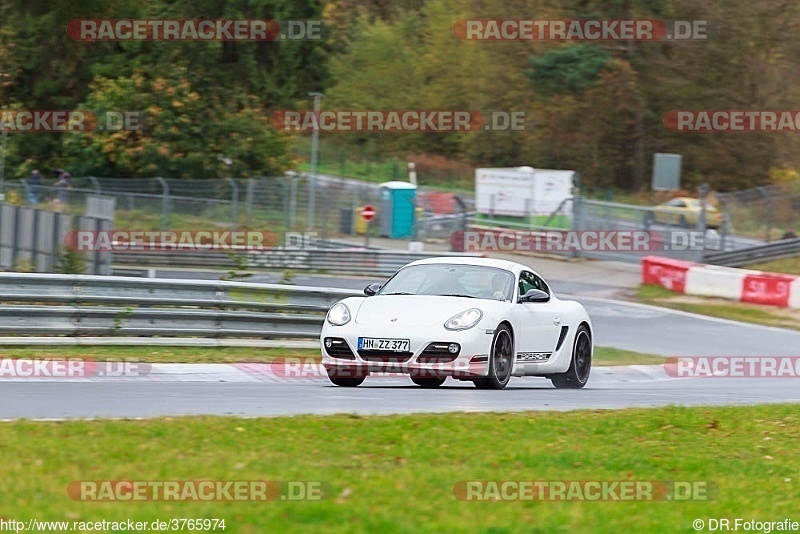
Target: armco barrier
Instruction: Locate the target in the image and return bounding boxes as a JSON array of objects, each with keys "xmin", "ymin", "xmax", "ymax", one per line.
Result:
[
  {"xmin": 0, "ymin": 273, "xmax": 360, "ymax": 339},
  {"xmin": 641, "ymin": 256, "xmax": 695, "ymax": 293},
  {"xmin": 113, "ymin": 248, "xmax": 480, "ymax": 277},
  {"xmin": 642, "ymin": 255, "xmax": 800, "ymax": 309}
]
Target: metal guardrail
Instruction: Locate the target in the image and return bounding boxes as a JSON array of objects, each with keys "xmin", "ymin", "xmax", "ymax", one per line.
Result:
[
  {"xmin": 0, "ymin": 273, "xmax": 360, "ymax": 339},
  {"xmin": 112, "ymin": 248, "xmax": 477, "ymax": 276},
  {"xmin": 703, "ymin": 237, "xmax": 800, "ymax": 267}
]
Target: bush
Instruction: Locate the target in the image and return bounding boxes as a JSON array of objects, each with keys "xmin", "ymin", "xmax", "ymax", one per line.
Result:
[
  {"xmin": 54, "ymin": 248, "xmax": 86, "ymax": 274},
  {"xmin": 12, "ymin": 258, "xmax": 36, "ymax": 273}
]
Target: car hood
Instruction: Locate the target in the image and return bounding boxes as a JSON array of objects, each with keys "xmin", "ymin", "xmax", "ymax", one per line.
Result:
[{"xmin": 352, "ymin": 295, "xmax": 496, "ymax": 327}]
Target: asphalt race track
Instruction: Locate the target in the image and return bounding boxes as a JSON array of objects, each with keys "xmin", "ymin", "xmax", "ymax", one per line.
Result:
[
  {"xmin": 1, "ymin": 288, "xmax": 799, "ymax": 420},
  {"xmin": 2, "ymin": 269, "xmax": 800, "ymax": 419},
  {"xmin": 1, "ymin": 361, "xmax": 800, "ymax": 420}
]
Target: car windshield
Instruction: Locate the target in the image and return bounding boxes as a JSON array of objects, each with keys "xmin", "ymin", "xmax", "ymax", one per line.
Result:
[{"xmin": 378, "ymin": 264, "xmax": 515, "ymax": 301}]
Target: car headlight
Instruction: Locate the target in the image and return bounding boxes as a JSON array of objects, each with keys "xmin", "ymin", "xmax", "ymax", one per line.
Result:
[
  {"xmin": 444, "ymin": 308, "xmax": 483, "ymax": 331},
  {"xmin": 326, "ymin": 302, "xmax": 351, "ymax": 326}
]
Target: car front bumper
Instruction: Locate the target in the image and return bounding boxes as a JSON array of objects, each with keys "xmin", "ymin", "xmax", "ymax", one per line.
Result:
[{"xmin": 320, "ymin": 323, "xmax": 495, "ymax": 379}]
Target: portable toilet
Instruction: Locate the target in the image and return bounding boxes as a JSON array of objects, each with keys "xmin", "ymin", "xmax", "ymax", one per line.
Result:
[{"xmin": 379, "ymin": 181, "xmax": 417, "ymax": 238}]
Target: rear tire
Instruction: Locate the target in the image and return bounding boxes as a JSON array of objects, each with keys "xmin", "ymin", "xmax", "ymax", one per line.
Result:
[
  {"xmin": 551, "ymin": 325, "xmax": 592, "ymax": 389},
  {"xmin": 473, "ymin": 325, "xmax": 513, "ymax": 390}
]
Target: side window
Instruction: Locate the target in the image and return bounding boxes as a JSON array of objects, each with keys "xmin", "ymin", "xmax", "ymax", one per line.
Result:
[
  {"xmin": 530, "ymin": 273, "xmax": 550, "ymax": 294},
  {"xmin": 519, "ymin": 271, "xmax": 550, "ymax": 300}
]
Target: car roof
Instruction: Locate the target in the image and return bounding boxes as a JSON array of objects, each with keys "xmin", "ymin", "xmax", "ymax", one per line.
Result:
[
  {"xmin": 664, "ymin": 197, "xmax": 716, "ymax": 209},
  {"xmin": 405, "ymin": 255, "xmax": 531, "ymax": 274}
]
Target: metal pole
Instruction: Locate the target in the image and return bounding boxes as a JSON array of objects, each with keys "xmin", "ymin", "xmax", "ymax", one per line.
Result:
[
  {"xmin": 290, "ymin": 176, "xmax": 298, "ymax": 231},
  {"xmin": 227, "ymin": 178, "xmax": 239, "ymax": 230},
  {"xmin": 156, "ymin": 177, "xmax": 169, "ymax": 231},
  {"xmin": 698, "ymin": 183, "xmax": 708, "ymax": 262},
  {"xmin": 0, "ymin": 129, "xmax": 8, "ymax": 200},
  {"xmin": 757, "ymin": 186, "xmax": 772, "ymax": 243},
  {"xmin": 307, "ymin": 92, "xmax": 323, "ymax": 231},
  {"xmin": 765, "ymin": 191, "xmax": 772, "ymax": 243},
  {"xmin": 246, "ymin": 178, "xmax": 254, "ymax": 227}
]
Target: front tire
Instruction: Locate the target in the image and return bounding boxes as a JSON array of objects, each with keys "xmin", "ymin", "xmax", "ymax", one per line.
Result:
[
  {"xmin": 327, "ymin": 368, "xmax": 366, "ymax": 387},
  {"xmin": 410, "ymin": 375, "xmax": 446, "ymax": 388},
  {"xmin": 551, "ymin": 325, "xmax": 592, "ymax": 389},
  {"xmin": 473, "ymin": 324, "xmax": 513, "ymax": 390}
]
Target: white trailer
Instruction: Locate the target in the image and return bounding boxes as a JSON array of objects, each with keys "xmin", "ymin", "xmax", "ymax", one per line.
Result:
[{"xmin": 475, "ymin": 166, "xmax": 576, "ymax": 217}]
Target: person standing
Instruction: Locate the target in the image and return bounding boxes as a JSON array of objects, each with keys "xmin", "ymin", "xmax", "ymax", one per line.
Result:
[
  {"xmin": 56, "ymin": 170, "xmax": 71, "ymax": 203},
  {"xmin": 27, "ymin": 169, "xmax": 41, "ymax": 204}
]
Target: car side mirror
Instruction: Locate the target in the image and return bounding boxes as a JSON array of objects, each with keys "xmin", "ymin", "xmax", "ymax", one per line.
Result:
[
  {"xmin": 364, "ymin": 283, "xmax": 382, "ymax": 296},
  {"xmin": 519, "ymin": 288, "xmax": 550, "ymax": 303}
]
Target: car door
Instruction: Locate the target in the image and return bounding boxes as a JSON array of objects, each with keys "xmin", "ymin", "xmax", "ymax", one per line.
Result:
[
  {"xmin": 669, "ymin": 199, "xmax": 688, "ymax": 225},
  {"xmin": 511, "ymin": 270, "xmax": 563, "ymax": 357}
]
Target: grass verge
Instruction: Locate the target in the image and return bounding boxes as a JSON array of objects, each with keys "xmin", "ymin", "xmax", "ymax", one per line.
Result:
[
  {"xmin": 2, "ymin": 405, "xmax": 798, "ymax": 532},
  {"xmin": 635, "ymin": 284, "xmax": 800, "ymax": 331},
  {"xmin": 745, "ymin": 256, "xmax": 800, "ymax": 276},
  {"xmin": 0, "ymin": 345, "xmax": 663, "ymax": 366}
]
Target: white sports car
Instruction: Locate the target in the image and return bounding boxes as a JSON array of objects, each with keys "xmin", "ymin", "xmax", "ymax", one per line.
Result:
[{"xmin": 320, "ymin": 257, "xmax": 593, "ymax": 390}]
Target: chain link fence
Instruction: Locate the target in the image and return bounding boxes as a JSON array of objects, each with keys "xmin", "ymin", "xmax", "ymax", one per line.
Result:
[
  {"xmin": 716, "ymin": 182, "xmax": 800, "ymax": 243},
  {"xmin": 0, "ymin": 175, "xmax": 473, "ymax": 247}
]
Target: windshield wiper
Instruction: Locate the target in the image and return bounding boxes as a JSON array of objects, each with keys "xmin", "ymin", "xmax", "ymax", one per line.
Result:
[
  {"xmin": 382, "ymin": 292, "xmax": 415, "ymax": 295},
  {"xmin": 437, "ymin": 293, "xmax": 477, "ymax": 298}
]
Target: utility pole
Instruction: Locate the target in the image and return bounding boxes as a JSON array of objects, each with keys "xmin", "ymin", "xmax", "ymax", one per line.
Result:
[
  {"xmin": 307, "ymin": 92, "xmax": 323, "ymax": 231},
  {"xmin": 0, "ymin": 128, "xmax": 7, "ymax": 200}
]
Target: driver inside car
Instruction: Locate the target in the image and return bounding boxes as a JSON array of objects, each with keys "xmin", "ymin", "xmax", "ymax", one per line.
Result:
[{"xmin": 491, "ymin": 273, "xmax": 512, "ymax": 301}]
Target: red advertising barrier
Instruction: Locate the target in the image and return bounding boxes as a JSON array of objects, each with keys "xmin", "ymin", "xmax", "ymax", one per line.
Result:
[
  {"xmin": 641, "ymin": 256, "xmax": 695, "ymax": 293},
  {"xmin": 420, "ymin": 192, "xmax": 456, "ymax": 214},
  {"xmin": 741, "ymin": 273, "xmax": 795, "ymax": 307}
]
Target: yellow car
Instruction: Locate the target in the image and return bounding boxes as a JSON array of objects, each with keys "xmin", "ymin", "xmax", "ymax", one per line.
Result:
[{"xmin": 644, "ymin": 197, "xmax": 724, "ymax": 229}]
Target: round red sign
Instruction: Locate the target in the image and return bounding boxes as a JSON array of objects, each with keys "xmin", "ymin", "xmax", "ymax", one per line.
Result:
[{"xmin": 361, "ymin": 205, "xmax": 376, "ymax": 221}]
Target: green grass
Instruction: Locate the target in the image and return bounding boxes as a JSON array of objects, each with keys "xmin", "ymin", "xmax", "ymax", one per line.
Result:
[
  {"xmin": 295, "ymin": 159, "xmax": 473, "ymax": 192},
  {"xmin": 746, "ymin": 256, "xmax": 800, "ymax": 276},
  {"xmin": 636, "ymin": 284, "xmax": 799, "ymax": 331},
  {"xmin": 592, "ymin": 347, "xmax": 665, "ymax": 366},
  {"xmin": 0, "ymin": 345, "xmax": 663, "ymax": 366},
  {"xmin": 296, "ymin": 158, "xmax": 405, "ymax": 184},
  {"xmin": 637, "ymin": 284, "xmax": 680, "ymax": 300},
  {"xmin": 2, "ymin": 405, "xmax": 799, "ymax": 532},
  {"xmin": 472, "ymin": 213, "xmax": 572, "ymax": 230},
  {"xmin": 0, "ymin": 346, "xmax": 310, "ymax": 363},
  {"xmin": 113, "ymin": 208, "xmax": 289, "ymax": 233}
]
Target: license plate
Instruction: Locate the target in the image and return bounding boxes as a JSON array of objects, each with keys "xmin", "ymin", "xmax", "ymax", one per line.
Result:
[{"xmin": 358, "ymin": 337, "xmax": 410, "ymax": 352}]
